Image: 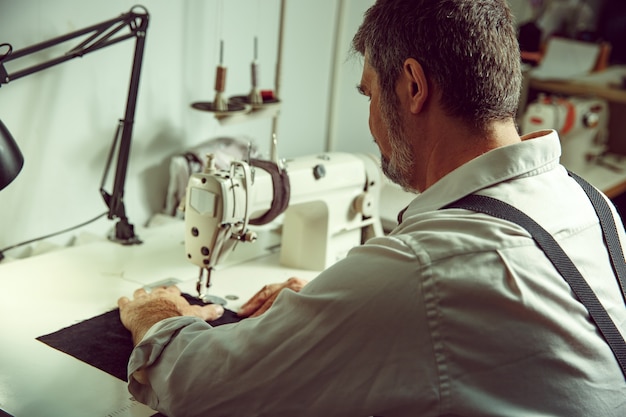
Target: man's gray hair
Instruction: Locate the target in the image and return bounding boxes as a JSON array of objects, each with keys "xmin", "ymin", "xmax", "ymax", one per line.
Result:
[{"xmin": 352, "ymin": 0, "xmax": 522, "ymax": 132}]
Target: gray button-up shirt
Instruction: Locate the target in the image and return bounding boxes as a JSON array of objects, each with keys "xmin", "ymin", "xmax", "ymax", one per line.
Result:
[{"xmin": 128, "ymin": 130, "xmax": 626, "ymax": 417}]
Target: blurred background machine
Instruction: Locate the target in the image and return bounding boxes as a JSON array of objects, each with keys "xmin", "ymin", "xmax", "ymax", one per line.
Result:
[{"xmin": 521, "ymin": 94, "xmax": 611, "ymax": 171}]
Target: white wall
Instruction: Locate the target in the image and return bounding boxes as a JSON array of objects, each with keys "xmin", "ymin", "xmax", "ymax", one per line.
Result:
[
  {"xmin": 328, "ymin": 0, "xmax": 376, "ymax": 154},
  {"xmin": 0, "ymin": 0, "xmax": 378, "ymax": 254}
]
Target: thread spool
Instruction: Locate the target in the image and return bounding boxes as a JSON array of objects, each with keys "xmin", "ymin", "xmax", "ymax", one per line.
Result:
[
  {"xmin": 249, "ymin": 61, "xmax": 262, "ymax": 106},
  {"xmin": 214, "ymin": 66, "xmax": 227, "ymax": 93},
  {"xmin": 213, "ymin": 65, "xmax": 228, "ymax": 111},
  {"xmin": 248, "ymin": 37, "xmax": 262, "ymax": 106},
  {"xmin": 230, "ymin": 37, "xmax": 279, "ymax": 109},
  {"xmin": 190, "ymin": 40, "xmax": 247, "ymax": 114}
]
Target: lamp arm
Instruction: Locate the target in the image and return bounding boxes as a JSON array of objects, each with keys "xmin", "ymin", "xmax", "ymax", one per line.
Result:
[
  {"xmin": 100, "ymin": 17, "xmax": 147, "ymax": 244},
  {"xmin": 1, "ymin": 7, "xmax": 148, "ymax": 83},
  {"xmin": 0, "ymin": 6, "xmax": 149, "ymax": 245}
]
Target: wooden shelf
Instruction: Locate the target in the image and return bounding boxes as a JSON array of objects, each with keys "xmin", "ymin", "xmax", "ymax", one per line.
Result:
[{"xmin": 529, "ymin": 78, "xmax": 626, "ymax": 104}]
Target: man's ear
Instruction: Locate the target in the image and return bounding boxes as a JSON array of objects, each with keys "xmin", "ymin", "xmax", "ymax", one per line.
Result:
[{"xmin": 401, "ymin": 58, "xmax": 428, "ymax": 114}]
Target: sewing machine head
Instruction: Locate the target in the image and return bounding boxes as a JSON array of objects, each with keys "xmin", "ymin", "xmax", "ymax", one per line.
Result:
[
  {"xmin": 184, "ymin": 154, "xmax": 255, "ymax": 271},
  {"xmin": 183, "ymin": 152, "xmax": 383, "ymax": 298}
]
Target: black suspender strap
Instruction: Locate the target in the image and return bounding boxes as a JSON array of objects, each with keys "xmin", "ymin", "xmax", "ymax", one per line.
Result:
[
  {"xmin": 446, "ymin": 174, "xmax": 626, "ymax": 377},
  {"xmin": 568, "ymin": 171, "xmax": 626, "ymax": 303}
]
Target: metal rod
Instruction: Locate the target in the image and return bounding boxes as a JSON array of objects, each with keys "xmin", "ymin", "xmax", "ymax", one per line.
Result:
[
  {"xmin": 270, "ymin": 0, "xmax": 286, "ymax": 168},
  {"xmin": 2, "ymin": 13, "xmax": 133, "ymax": 62},
  {"xmin": 254, "ymin": 36, "xmax": 258, "ymax": 61},
  {"xmin": 325, "ymin": 0, "xmax": 347, "ymax": 152}
]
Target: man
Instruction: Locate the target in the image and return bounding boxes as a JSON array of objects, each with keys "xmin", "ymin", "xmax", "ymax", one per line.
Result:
[{"xmin": 118, "ymin": 0, "xmax": 626, "ymax": 415}]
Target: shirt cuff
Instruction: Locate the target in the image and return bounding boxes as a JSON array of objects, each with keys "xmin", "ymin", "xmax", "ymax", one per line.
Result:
[{"xmin": 127, "ymin": 316, "xmax": 211, "ymax": 407}]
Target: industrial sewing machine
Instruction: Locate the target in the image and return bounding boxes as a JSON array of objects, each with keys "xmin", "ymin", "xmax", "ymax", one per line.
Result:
[{"xmin": 183, "ymin": 152, "xmax": 384, "ymax": 301}]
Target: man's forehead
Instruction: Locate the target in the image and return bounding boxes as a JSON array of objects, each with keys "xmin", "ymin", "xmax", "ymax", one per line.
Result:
[
  {"xmin": 363, "ymin": 51, "xmax": 372, "ymax": 69},
  {"xmin": 360, "ymin": 53, "xmax": 375, "ymax": 80}
]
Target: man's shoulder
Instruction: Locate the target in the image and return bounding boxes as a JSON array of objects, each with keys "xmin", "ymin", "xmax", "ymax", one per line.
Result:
[{"xmin": 382, "ymin": 208, "xmax": 531, "ymax": 260}]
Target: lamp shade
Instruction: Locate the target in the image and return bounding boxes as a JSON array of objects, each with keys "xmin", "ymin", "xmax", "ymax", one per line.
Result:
[{"xmin": 0, "ymin": 119, "xmax": 24, "ymax": 191}]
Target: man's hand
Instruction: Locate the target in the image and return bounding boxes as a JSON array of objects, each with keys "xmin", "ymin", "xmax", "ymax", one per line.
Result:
[
  {"xmin": 238, "ymin": 277, "xmax": 308, "ymax": 318},
  {"xmin": 118, "ymin": 286, "xmax": 224, "ymax": 346}
]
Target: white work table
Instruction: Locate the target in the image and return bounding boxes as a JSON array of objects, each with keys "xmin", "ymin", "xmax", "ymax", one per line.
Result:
[{"xmin": 0, "ymin": 220, "xmax": 320, "ymax": 417}]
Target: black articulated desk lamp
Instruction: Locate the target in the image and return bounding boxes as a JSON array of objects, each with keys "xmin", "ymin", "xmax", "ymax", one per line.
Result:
[{"xmin": 0, "ymin": 5, "xmax": 149, "ymax": 245}]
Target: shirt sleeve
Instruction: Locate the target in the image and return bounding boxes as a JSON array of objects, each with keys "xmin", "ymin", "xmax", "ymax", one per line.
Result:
[
  {"xmin": 128, "ymin": 316, "xmax": 211, "ymax": 409},
  {"xmin": 126, "ymin": 237, "xmax": 439, "ymax": 417}
]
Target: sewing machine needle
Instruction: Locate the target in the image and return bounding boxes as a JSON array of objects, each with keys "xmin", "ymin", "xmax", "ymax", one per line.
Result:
[
  {"xmin": 205, "ymin": 267, "xmax": 213, "ymax": 292},
  {"xmin": 196, "ymin": 267, "xmax": 215, "ymax": 299},
  {"xmin": 196, "ymin": 267, "xmax": 204, "ymax": 298}
]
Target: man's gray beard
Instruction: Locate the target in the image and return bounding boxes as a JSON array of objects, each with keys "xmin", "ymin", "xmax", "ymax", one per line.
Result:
[
  {"xmin": 380, "ymin": 94, "xmax": 416, "ymax": 193},
  {"xmin": 381, "ymin": 153, "xmax": 407, "ymax": 189}
]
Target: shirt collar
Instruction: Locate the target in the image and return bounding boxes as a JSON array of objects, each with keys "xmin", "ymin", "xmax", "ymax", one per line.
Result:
[{"xmin": 397, "ymin": 130, "xmax": 562, "ymax": 222}]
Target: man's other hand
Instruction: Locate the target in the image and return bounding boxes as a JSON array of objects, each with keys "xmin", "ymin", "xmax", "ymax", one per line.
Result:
[{"xmin": 238, "ymin": 277, "xmax": 308, "ymax": 318}]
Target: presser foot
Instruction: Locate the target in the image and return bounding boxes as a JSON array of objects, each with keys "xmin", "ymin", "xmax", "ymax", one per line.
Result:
[{"xmin": 196, "ymin": 267, "xmax": 227, "ymax": 306}]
